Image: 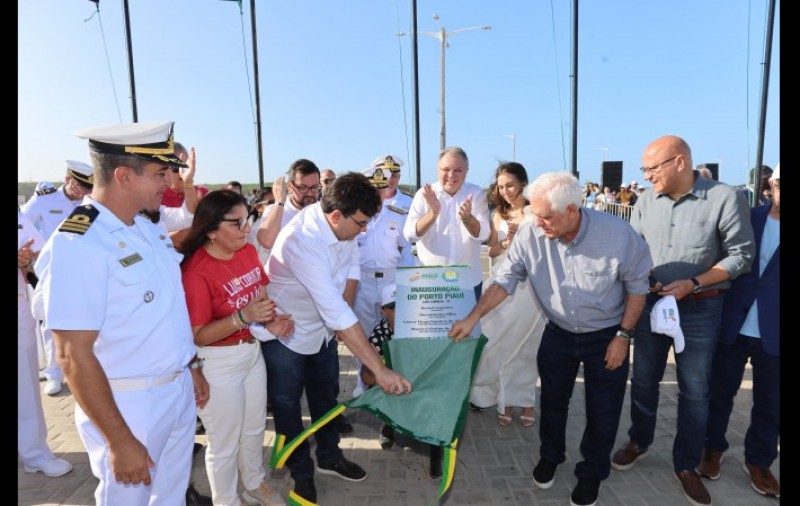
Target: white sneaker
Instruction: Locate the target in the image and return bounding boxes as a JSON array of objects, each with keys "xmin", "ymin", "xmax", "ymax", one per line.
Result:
[
  {"xmin": 352, "ymin": 384, "xmax": 366, "ymax": 398},
  {"xmin": 242, "ymin": 482, "xmax": 285, "ymax": 506},
  {"xmin": 24, "ymin": 458, "xmax": 73, "ymax": 478},
  {"xmin": 43, "ymin": 379, "xmax": 63, "ymax": 396}
]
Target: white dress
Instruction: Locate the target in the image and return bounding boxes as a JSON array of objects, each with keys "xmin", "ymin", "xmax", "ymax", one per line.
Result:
[{"xmin": 471, "ymin": 212, "xmax": 545, "ymax": 414}]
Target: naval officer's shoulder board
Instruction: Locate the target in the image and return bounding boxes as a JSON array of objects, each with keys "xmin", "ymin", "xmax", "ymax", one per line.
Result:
[
  {"xmin": 386, "ymin": 204, "xmax": 407, "ymax": 215},
  {"xmin": 59, "ymin": 204, "xmax": 99, "ymax": 235},
  {"xmin": 35, "ymin": 187, "xmax": 57, "ymax": 196}
]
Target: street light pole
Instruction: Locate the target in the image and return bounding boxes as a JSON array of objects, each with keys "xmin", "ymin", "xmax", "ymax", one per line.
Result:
[
  {"xmin": 504, "ymin": 134, "xmax": 516, "ymax": 162},
  {"xmin": 400, "ymin": 15, "xmax": 490, "ymax": 151}
]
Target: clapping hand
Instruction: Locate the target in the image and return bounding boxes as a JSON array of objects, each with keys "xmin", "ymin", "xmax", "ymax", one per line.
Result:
[
  {"xmin": 458, "ymin": 194, "xmax": 473, "ymax": 223},
  {"xmin": 422, "ymin": 184, "xmax": 441, "ymax": 215}
]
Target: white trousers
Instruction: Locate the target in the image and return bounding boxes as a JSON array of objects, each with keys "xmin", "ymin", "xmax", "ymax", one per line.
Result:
[
  {"xmin": 76, "ymin": 369, "xmax": 196, "ymax": 506},
  {"xmin": 18, "ymin": 294, "xmax": 56, "ymax": 467},
  {"xmin": 353, "ymin": 273, "xmax": 395, "ymax": 392},
  {"xmin": 197, "ymin": 341, "xmax": 268, "ymax": 506}
]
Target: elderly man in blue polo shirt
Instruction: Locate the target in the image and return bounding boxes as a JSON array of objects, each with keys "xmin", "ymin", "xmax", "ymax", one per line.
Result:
[{"xmin": 451, "ymin": 171, "xmax": 652, "ymax": 506}]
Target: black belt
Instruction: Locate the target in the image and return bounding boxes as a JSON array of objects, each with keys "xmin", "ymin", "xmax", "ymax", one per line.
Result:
[{"xmin": 363, "ymin": 271, "xmax": 384, "ymax": 278}]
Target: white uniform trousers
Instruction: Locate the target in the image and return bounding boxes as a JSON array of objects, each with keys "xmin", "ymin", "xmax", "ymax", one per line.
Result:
[
  {"xmin": 353, "ymin": 272, "xmax": 395, "ymax": 392},
  {"xmin": 76, "ymin": 369, "xmax": 196, "ymax": 506},
  {"xmin": 18, "ymin": 294, "xmax": 56, "ymax": 467},
  {"xmin": 197, "ymin": 340, "xmax": 268, "ymax": 506}
]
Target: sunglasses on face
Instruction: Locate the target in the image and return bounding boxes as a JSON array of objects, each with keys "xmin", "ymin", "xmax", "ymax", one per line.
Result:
[{"xmin": 220, "ymin": 215, "xmax": 255, "ymax": 231}]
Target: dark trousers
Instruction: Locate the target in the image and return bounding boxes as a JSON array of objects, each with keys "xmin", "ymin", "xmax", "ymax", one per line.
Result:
[
  {"xmin": 705, "ymin": 334, "xmax": 780, "ymax": 467},
  {"xmin": 537, "ymin": 323, "xmax": 628, "ymax": 481},
  {"xmin": 261, "ymin": 338, "xmax": 343, "ymax": 481},
  {"xmin": 628, "ymin": 293, "xmax": 723, "ymax": 472}
]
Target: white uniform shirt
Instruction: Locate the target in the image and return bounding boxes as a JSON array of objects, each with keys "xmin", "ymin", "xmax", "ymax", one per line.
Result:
[
  {"xmin": 357, "ymin": 202, "xmax": 413, "ymax": 272},
  {"xmin": 403, "ymin": 181, "xmax": 491, "ymax": 286},
  {"xmin": 20, "ymin": 186, "xmax": 82, "ymax": 239},
  {"xmin": 265, "ymin": 203, "xmax": 360, "ymax": 355},
  {"xmin": 18, "ymin": 211, "xmax": 46, "ymax": 297},
  {"xmin": 385, "ymin": 190, "xmax": 413, "ymax": 213},
  {"xmin": 34, "ymin": 198, "xmax": 196, "ymax": 379}
]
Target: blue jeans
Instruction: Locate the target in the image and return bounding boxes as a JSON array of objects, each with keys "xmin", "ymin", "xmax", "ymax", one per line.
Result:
[
  {"xmin": 261, "ymin": 338, "xmax": 343, "ymax": 481},
  {"xmin": 627, "ymin": 293, "xmax": 723, "ymax": 472},
  {"xmin": 705, "ymin": 334, "xmax": 780, "ymax": 467},
  {"xmin": 537, "ymin": 323, "xmax": 628, "ymax": 481}
]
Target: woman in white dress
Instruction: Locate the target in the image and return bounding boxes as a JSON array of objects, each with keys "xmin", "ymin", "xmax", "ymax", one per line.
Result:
[{"xmin": 471, "ymin": 162, "xmax": 545, "ymax": 427}]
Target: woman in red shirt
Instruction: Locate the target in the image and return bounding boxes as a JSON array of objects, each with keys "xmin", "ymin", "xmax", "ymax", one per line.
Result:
[{"xmin": 180, "ymin": 189, "xmax": 291, "ymax": 506}]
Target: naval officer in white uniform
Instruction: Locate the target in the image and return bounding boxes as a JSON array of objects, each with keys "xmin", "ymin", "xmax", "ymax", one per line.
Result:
[
  {"xmin": 21, "ymin": 160, "xmax": 95, "ymax": 396},
  {"xmin": 18, "ymin": 210, "xmax": 73, "ymax": 478},
  {"xmin": 351, "ymin": 162, "xmax": 414, "ymax": 397},
  {"xmin": 34, "ymin": 121, "xmax": 210, "ymax": 506}
]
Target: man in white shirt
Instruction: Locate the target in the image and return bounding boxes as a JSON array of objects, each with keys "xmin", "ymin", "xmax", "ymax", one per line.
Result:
[
  {"xmin": 403, "ymin": 146, "xmax": 491, "ymax": 300},
  {"xmin": 263, "ymin": 172, "xmax": 412, "ymax": 504},
  {"xmin": 255, "ymin": 159, "xmax": 321, "ymax": 256}
]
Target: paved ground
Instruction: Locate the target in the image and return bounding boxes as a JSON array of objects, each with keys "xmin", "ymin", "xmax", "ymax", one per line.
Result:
[{"xmin": 19, "ymin": 251, "xmax": 780, "ymax": 505}]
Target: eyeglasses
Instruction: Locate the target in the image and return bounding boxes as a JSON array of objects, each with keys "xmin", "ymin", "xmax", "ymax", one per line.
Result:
[
  {"xmin": 291, "ymin": 182, "xmax": 322, "ymax": 193},
  {"xmin": 640, "ymin": 155, "xmax": 678, "ymax": 175},
  {"xmin": 323, "ymin": 178, "xmax": 335, "ymax": 185},
  {"xmin": 220, "ymin": 215, "xmax": 255, "ymax": 231},
  {"xmin": 348, "ymin": 215, "xmax": 369, "ymax": 228}
]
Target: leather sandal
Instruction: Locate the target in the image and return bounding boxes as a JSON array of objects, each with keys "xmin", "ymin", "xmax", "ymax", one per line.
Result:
[{"xmin": 519, "ymin": 407, "xmax": 535, "ymax": 427}]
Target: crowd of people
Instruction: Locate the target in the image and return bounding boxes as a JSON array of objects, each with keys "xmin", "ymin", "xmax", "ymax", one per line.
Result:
[{"xmin": 19, "ymin": 126, "xmax": 779, "ymax": 506}]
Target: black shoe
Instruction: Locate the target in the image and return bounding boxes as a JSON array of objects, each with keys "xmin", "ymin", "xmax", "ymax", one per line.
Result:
[
  {"xmin": 293, "ymin": 478, "xmax": 317, "ymax": 504},
  {"xmin": 186, "ymin": 483, "xmax": 213, "ymax": 506},
  {"xmin": 195, "ymin": 416, "xmax": 205, "ymax": 435},
  {"xmin": 532, "ymin": 459, "xmax": 559, "ymax": 489},
  {"xmin": 429, "ymin": 445, "xmax": 443, "ymax": 479},
  {"xmin": 379, "ymin": 423, "xmax": 395, "ymax": 450},
  {"xmin": 192, "ymin": 442, "xmax": 204, "ymax": 456},
  {"xmin": 570, "ymin": 477, "xmax": 601, "ymax": 506},
  {"xmin": 317, "ymin": 457, "xmax": 367, "ymax": 482},
  {"xmin": 333, "ymin": 414, "xmax": 353, "ymax": 434}
]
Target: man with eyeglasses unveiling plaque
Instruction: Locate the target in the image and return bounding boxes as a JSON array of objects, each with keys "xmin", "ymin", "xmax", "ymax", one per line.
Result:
[{"xmin": 612, "ymin": 135, "xmax": 755, "ymax": 506}]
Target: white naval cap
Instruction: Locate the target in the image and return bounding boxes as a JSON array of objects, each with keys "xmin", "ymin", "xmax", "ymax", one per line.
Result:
[
  {"xmin": 74, "ymin": 120, "xmax": 187, "ymax": 167},
  {"xmin": 371, "ymin": 154, "xmax": 404, "ymax": 173},
  {"xmin": 35, "ymin": 180, "xmax": 55, "ymax": 191},
  {"xmin": 630, "ymin": 180, "xmax": 638, "ymax": 186},
  {"xmin": 362, "ymin": 165, "xmax": 390, "ymax": 189},
  {"xmin": 65, "ymin": 160, "xmax": 94, "ymax": 188},
  {"xmin": 381, "ymin": 283, "xmax": 397, "ymax": 307}
]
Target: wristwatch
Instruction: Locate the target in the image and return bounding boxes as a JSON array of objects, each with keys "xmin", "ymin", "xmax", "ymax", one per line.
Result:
[
  {"xmin": 615, "ymin": 327, "xmax": 634, "ymax": 342},
  {"xmin": 689, "ymin": 277, "xmax": 702, "ymax": 293}
]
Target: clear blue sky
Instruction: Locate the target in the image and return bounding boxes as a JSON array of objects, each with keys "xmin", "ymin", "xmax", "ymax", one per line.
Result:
[{"xmin": 19, "ymin": 1, "xmax": 780, "ymax": 190}]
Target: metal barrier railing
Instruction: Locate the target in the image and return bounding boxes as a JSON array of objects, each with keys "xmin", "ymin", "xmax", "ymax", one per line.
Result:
[{"xmin": 582, "ymin": 199, "xmax": 633, "ymax": 222}]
